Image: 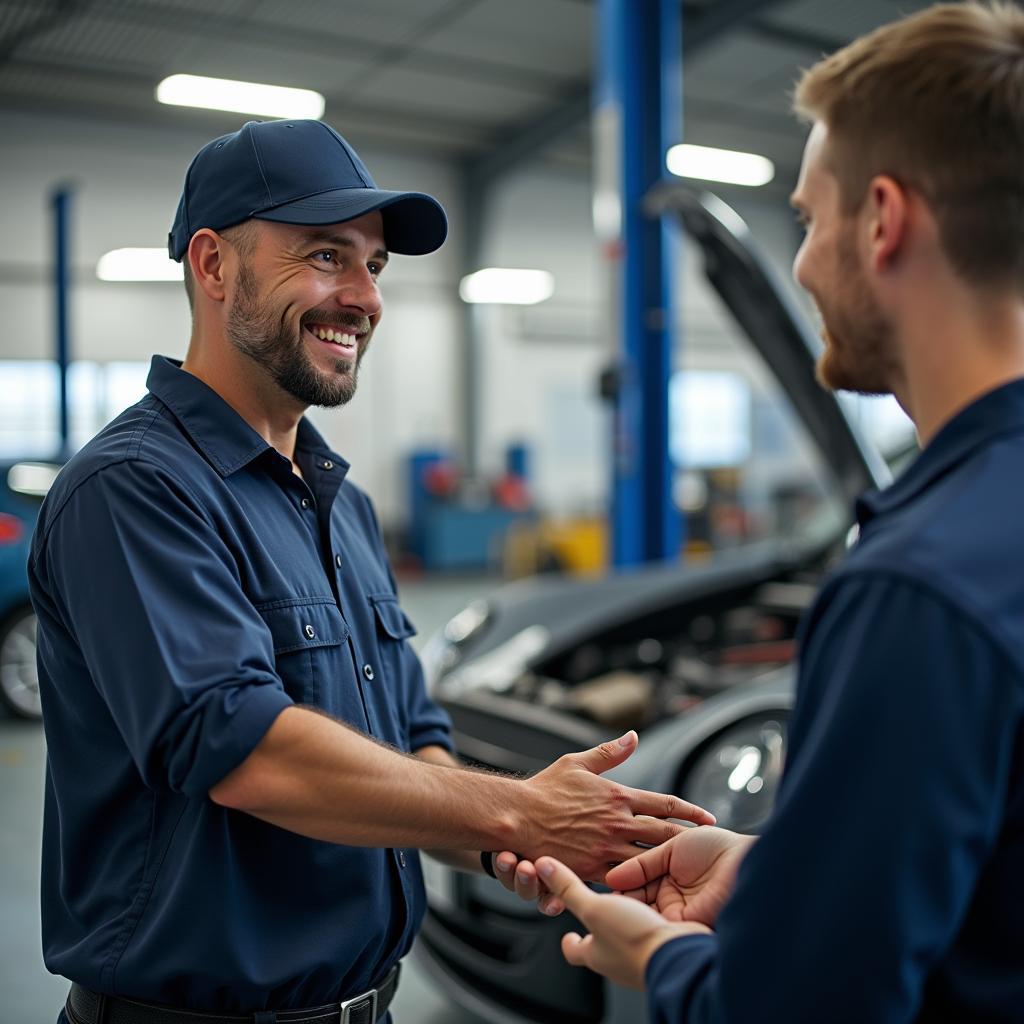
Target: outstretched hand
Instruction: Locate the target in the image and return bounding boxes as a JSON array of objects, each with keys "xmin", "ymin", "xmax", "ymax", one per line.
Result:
[
  {"xmin": 534, "ymin": 856, "xmax": 710, "ymax": 989},
  {"xmin": 605, "ymin": 825, "xmax": 755, "ymax": 927},
  {"xmin": 495, "ymin": 729, "xmax": 712, "ymax": 888},
  {"xmin": 490, "ymin": 825, "xmax": 750, "ymax": 921},
  {"xmin": 507, "ymin": 731, "xmax": 715, "ymax": 884}
]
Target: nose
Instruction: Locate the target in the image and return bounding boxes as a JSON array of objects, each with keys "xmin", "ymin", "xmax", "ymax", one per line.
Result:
[
  {"xmin": 334, "ymin": 265, "xmax": 382, "ymax": 320},
  {"xmin": 792, "ymin": 240, "xmax": 809, "ymax": 290}
]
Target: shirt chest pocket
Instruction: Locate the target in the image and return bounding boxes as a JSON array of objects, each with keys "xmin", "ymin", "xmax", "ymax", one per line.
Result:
[
  {"xmin": 367, "ymin": 593, "xmax": 417, "ymax": 739},
  {"xmin": 369, "ymin": 593, "xmax": 417, "ymax": 645},
  {"xmin": 257, "ymin": 598, "xmax": 353, "ymax": 711}
]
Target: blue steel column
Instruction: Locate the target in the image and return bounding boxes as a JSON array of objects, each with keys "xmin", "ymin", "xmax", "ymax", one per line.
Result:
[
  {"xmin": 596, "ymin": 0, "xmax": 683, "ymax": 567},
  {"xmin": 51, "ymin": 187, "xmax": 73, "ymax": 460}
]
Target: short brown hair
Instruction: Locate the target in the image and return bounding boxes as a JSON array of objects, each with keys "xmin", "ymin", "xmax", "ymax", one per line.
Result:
[
  {"xmin": 181, "ymin": 220, "xmax": 258, "ymax": 313},
  {"xmin": 794, "ymin": 2, "xmax": 1024, "ymax": 292}
]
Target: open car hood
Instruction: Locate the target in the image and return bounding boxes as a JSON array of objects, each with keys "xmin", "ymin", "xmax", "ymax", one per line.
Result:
[
  {"xmin": 646, "ymin": 183, "xmax": 891, "ymax": 507},
  {"xmin": 429, "ymin": 188, "xmax": 891, "ymax": 683}
]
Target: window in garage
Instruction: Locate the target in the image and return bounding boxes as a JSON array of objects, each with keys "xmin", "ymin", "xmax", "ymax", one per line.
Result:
[
  {"xmin": 675, "ymin": 252, "xmax": 849, "ymax": 555},
  {"xmin": 0, "ymin": 360, "xmax": 149, "ymax": 458}
]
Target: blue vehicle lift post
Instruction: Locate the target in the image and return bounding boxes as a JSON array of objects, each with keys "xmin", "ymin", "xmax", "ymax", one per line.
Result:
[{"xmin": 595, "ymin": 0, "xmax": 683, "ymax": 568}]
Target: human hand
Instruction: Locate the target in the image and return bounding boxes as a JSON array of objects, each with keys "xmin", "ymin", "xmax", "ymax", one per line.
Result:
[
  {"xmin": 534, "ymin": 856, "xmax": 710, "ymax": 989},
  {"xmin": 604, "ymin": 825, "xmax": 754, "ymax": 927},
  {"xmin": 490, "ymin": 825, "xmax": 746, "ymax": 919},
  {"xmin": 491, "ymin": 851, "xmax": 567, "ymax": 916},
  {"xmin": 509, "ymin": 731, "xmax": 715, "ymax": 884}
]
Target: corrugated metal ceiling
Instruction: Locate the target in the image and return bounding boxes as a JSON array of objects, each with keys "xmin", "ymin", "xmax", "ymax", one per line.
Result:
[{"xmin": 0, "ymin": 0, "xmax": 937, "ymax": 185}]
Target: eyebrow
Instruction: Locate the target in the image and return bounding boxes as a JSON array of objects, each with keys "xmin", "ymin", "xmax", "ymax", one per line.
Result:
[{"xmin": 297, "ymin": 230, "xmax": 389, "ymax": 263}]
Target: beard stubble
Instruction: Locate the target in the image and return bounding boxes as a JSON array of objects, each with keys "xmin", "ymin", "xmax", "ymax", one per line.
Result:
[
  {"xmin": 815, "ymin": 229, "xmax": 899, "ymax": 396},
  {"xmin": 225, "ymin": 259, "xmax": 371, "ymax": 408}
]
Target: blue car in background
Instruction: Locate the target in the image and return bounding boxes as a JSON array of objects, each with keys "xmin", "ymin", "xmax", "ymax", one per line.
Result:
[{"xmin": 0, "ymin": 461, "xmax": 61, "ymax": 720}]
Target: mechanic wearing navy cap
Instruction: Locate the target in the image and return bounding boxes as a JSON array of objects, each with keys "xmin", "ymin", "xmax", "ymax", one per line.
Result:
[
  {"xmin": 30, "ymin": 119, "xmax": 714, "ymax": 1024},
  {"xmin": 504, "ymin": 4, "xmax": 1024, "ymax": 1022}
]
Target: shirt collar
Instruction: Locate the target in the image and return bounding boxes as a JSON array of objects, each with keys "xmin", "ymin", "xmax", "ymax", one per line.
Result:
[
  {"xmin": 856, "ymin": 377, "xmax": 1024, "ymax": 526},
  {"xmin": 146, "ymin": 355, "xmax": 349, "ymax": 478},
  {"xmin": 294, "ymin": 415, "xmax": 347, "ymax": 470}
]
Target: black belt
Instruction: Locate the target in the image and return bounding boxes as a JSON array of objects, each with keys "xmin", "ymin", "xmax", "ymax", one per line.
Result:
[{"xmin": 66, "ymin": 964, "xmax": 400, "ymax": 1024}]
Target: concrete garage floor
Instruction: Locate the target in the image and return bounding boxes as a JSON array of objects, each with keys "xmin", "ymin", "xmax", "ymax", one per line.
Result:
[{"xmin": 0, "ymin": 575, "xmax": 499, "ymax": 1023}]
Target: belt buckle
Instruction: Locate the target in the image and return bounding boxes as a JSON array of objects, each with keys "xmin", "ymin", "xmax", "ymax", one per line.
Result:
[{"xmin": 339, "ymin": 986, "xmax": 378, "ymax": 1024}]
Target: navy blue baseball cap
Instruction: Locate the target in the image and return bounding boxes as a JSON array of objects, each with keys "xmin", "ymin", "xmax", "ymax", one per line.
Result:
[{"xmin": 168, "ymin": 119, "xmax": 447, "ymax": 260}]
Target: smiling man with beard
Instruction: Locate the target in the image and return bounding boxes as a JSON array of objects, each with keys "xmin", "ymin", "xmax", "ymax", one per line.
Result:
[
  {"xmin": 499, "ymin": 4, "xmax": 1024, "ymax": 1023},
  {"xmin": 29, "ymin": 119, "xmax": 714, "ymax": 1024},
  {"xmin": 221, "ymin": 220, "xmax": 375, "ymax": 409}
]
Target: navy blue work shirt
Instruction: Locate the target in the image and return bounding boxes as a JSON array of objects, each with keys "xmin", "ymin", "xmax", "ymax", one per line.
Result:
[
  {"xmin": 29, "ymin": 355, "xmax": 453, "ymax": 1013},
  {"xmin": 647, "ymin": 380, "xmax": 1024, "ymax": 1023}
]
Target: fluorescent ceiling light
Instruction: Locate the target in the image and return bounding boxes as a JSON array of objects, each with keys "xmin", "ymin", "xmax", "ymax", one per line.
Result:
[
  {"xmin": 666, "ymin": 143, "xmax": 775, "ymax": 187},
  {"xmin": 459, "ymin": 268, "xmax": 554, "ymax": 305},
  {"xmin": 156, "ymin": 74, "xmax": 325, "ymax": 119},
  {"xmin": 97, "ymin": 248, "xmax": 184, "ymax": 282}
]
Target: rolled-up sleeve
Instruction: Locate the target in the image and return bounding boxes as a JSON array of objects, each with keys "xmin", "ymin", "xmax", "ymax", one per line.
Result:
[
  {"xmin": 399, "ymin": 641, "xmax": 454, "ymax": 753},
  {"xmin": 367, "ymin": 494, "xmax": 453, "ymax": 754},
  {"xmin": 645, "ymin": 573, "xmax": 1021, "ymax": 1024},
  {"xmin": 37, "ymin": 459, "xmax": 292, "ymax": 797}
]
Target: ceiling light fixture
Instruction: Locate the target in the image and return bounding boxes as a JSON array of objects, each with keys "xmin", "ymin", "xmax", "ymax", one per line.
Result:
[
  {"xmin": 96, "ymin": 248, "xmax": 184, "ymax": 282},
  {"xmin": 666, "ymin": 143, "xmax": 775, "ymax": 187},
  {"xmin": 156, "ymin": 74, "xmax": 325, "ymax": 120},
  {"xmin": 459, "ymin": 268, "xmax": 555, "ymax": 305}
]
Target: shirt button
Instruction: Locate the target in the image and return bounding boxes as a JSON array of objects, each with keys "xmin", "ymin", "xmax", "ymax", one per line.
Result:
[
  {"xmin": 398, "ymin": 851, "xmax": 407, "ymax": 868},
  {"xmin": 300, "ymin": 497, "xmax": 311, "ymax": 510},
  {"xmin": 334, "ymin": 553, "xmax": 343, "ymax": 569},
  {"xmin": 322, "ymin": 459, "xmax": 334, "ymax": 470},
  {"xmin": 304, "ymin": 624, "xmax": 316, "ymax": 639},
  {"xmin": 363, "ymin": 664, "xmax": 375, "ymax": 681}
]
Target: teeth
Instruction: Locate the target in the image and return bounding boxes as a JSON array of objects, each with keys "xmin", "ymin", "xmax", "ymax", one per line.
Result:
[{"xmin": 309, "ymin": 325, "xmax": 357, "ymax": 345}]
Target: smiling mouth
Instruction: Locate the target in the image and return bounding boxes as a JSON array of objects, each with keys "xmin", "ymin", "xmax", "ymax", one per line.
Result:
[{"xmin": 304, "ymin": 323, "xmax": 360, "ymax": 354}]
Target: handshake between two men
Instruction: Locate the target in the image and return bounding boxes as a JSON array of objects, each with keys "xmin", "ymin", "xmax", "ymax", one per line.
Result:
[
  {"xmin": 215, "ymin": 707, "xmax": 743, "ymax": 993},
  {"xmin": 484, "ymin": 730, "xmax": 756, "ymax": 991}
]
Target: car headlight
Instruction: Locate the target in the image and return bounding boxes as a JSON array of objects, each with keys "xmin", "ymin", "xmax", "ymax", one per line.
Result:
[
  {"xmin": 441, "ymin": 625, "xmax": 549, "ymax": 696},
  {"xmin": 443, "ymin": 600, "xmax": 489, "ymax": 644},
  {"xmin": 679, "ymin": 713, "xmax": 788, "ymax": 834},
  {"xmin": 421, "ymin": 600, "xmax": 491, "ymax": 693}
]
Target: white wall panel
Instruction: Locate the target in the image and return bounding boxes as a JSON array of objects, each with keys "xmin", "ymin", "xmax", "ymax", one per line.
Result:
[
  {"xmin": 1, "ymin": 108, "xmax": 807, "ymax": 527},
  {"xmin": 0, "ymin": 109, "xmax": 461, "ymax": 522},
  {"xmin": 474, "ymin": 167, "xmax": 805, "ymax": 518}
]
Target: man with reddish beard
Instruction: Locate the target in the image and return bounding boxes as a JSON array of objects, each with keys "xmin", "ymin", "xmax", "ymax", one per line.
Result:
[
  {"xmin": 504, "ymin": 4, "xmax": 1024, "ymax": 1022},
  {"xmin": 29, "ymin": 119, "xmax": 713, "ymax": 1024}
]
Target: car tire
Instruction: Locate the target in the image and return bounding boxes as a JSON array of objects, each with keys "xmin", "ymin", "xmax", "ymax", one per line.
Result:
[{"xmin": 0, "ymin": 605, "xmax": 41, "ymax": 720}]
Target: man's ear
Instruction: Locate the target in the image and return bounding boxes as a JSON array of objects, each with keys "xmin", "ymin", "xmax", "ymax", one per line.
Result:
[
  {"xmin": 187, "ymin": 229, "xmax": 230, "ymax": 304},
  {"xmin": 866, "ymin": 175, "xmax": 909, "ymax": 273}
]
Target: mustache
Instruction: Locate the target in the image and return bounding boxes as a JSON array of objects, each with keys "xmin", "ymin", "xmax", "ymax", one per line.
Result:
[{"xmin": 301, "ymin": 310, "xmax": 372, "ymax": 335}]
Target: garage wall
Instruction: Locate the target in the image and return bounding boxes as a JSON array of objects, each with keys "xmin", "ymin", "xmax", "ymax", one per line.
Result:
[
  {"xmin": 0, "ymin": 110, "xmax": 462, "ymax": 521},
  {"xmin": 477, "ymin": 166, "xmax": 805, "ymax": 517},
  {"xmin": 0, "ymin": 109, "xmax": 804, "ymax": 525}
]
